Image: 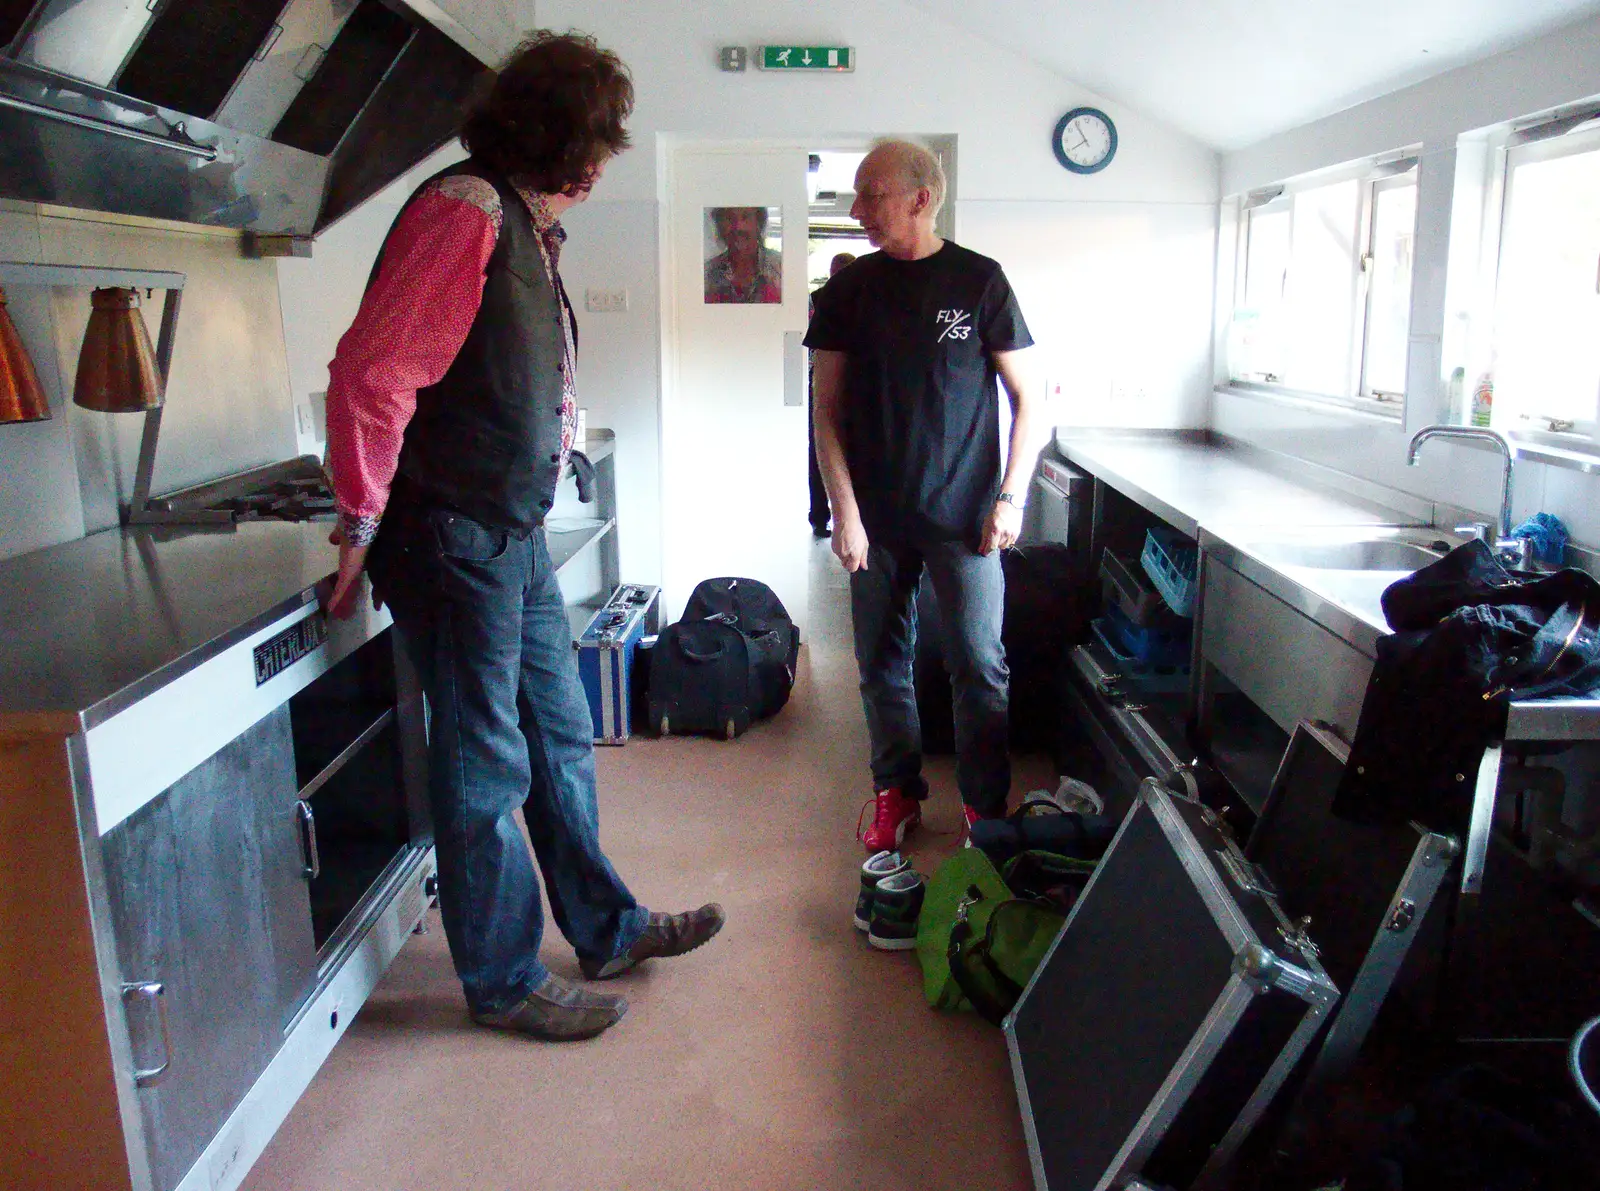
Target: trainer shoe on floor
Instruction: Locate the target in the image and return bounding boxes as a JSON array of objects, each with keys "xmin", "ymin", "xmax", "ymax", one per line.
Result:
[
  {"xmin": 1030, "ymin": 777, "xmax": 1104, "ymax": 817},
  {"xmin": 868, "ymin": 869, "xmax": 926, "ymax": 951},
  {"xmin": 471, "ymin": 972, "xmax": 627, "ymax": 1041},
  {"xmin": 580, "ymin": 903, "xmax": 727, "ymax": 980},
  {"xmin": 854, "ymin": 850, "xmax": 911, "ymax": 931},
  {"xmin": 859, "ymin": 786, "xmax": 921, "ymax": 852}
]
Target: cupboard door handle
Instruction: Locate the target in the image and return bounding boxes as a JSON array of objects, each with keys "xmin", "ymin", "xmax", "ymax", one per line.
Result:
[
  {"xmin": 120, "ymin": 981, "xmax": 172, "ymax": 1087},
  {"xmin": 296, "ymin": 800, "xmax": 321, "ymax": 879}
]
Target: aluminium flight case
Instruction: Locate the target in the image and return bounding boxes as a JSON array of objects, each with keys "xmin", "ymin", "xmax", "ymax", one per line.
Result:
[
  {"xmin": 1005, "ymin": 776, "xmax": 1340, "ymax": 1191},
  {"xmin": 1245, "ymin": 720, "xmax": 1460, "ymax": 1090},
  {"xmin": 576, "ymin": 584, "xmax": 661, "ymax": 744}
]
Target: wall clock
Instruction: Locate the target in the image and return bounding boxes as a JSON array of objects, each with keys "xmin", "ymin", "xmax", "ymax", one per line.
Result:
[{"xmin": 1053, "ymin": 107, "xmax": 1117, "ymax": 174}]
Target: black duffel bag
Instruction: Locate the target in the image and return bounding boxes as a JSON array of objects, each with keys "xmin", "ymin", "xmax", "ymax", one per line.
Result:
[
  {"xmin": 648, "ymin": 578, "xmax": 798, "ymax": 739},
  {"xmin": 681, "ymin": 576, "xmax": 800, "ymax": 677}
]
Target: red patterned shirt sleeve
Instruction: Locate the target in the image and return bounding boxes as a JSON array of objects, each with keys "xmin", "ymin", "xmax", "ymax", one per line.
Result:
[{"xmin": 324, "ymin": 178, "xmax": 502, "ymax": 546}]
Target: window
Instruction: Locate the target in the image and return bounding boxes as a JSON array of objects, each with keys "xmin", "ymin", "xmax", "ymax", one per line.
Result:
[
  {"xmin": 1229, "ymin": 163, "xmax": 1419, "ymax": 414},
  {"xmin": 1362, "ymin": 179, "xmax": 1418, "ymax": 399},
  {"xmin": 1489, "ymin": 126, "xmax": 1600, "ymax": 438}
]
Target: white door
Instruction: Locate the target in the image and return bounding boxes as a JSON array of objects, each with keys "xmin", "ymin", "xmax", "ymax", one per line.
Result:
[{"xmin": 661, "ymin": 142, "xmax": 811, "ymax": 628}]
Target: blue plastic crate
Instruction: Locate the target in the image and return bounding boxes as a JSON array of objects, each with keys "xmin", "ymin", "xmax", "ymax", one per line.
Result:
[
  {"xmin": 1140, "ymin": 527, "xmax": 1198, "ymax": 618},
  {"xmin": 1101, "ymin": 601, "xmax": 1191, "ymax": 668},
  {"xmin": 1090, "ymin": 619, "xmax": 1191, "ymax": 694}
]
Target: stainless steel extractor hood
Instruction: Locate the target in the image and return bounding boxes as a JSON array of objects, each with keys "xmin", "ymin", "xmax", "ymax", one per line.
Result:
[{"xmin": 0, "ymin": 0, "xmax": 492, "ymax": 237}]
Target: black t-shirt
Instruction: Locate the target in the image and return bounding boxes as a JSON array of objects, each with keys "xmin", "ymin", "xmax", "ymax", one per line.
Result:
[{"xmin": 804, "ymin": 241, "xmax": 1032, "ymax": 544}]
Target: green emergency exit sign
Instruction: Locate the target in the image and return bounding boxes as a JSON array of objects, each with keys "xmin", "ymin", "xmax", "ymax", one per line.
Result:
[{"xmin": 758, "ymin": 45, "xmax": 854, "ymax": 71}]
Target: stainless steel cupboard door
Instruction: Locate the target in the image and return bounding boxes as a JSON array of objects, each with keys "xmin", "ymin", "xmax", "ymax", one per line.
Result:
[{"xmin": 99, "ymin": 705, "xmax": 316, "ymax": 1191}]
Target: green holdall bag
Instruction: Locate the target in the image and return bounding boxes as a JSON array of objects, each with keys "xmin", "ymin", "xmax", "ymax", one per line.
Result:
[
  {"xmin": 916, "ymin": 847, "xmax": 1011, "ymax": 1010},
  {"xmin": 947, "ymin": 885, "xmax": 1067, "ymax": 1027}
]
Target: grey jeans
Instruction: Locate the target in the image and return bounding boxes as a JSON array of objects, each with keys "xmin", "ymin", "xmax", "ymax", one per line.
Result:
[{"xmin": 849, "ymin": 535, "xmax": 1010, "ymax": 816}]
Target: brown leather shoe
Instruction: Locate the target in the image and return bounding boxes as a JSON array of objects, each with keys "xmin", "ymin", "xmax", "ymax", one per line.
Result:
[
  {"xmin": 580, "ymin": 903, "xmax": 727, "ymax": 980},
  {"xmin": 471, "ymin": 972, "xmax": 628, "ymax": 1041}
]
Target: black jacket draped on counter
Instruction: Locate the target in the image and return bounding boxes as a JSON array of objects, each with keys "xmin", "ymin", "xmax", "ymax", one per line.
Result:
[{"xmin": 1333, "ymin": 540, "xmax": 1600, "ymax": 833}]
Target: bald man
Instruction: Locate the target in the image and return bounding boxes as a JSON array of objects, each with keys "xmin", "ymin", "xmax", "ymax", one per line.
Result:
[{"xmin": 806, "ymin": 141, "xmax": 1040, "ymax": 851}]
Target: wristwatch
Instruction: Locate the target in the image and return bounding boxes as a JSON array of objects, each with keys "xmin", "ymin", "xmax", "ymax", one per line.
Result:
[{"xmin": 997, "ymin": 492, "xmax": 1023, "ymax": 509}]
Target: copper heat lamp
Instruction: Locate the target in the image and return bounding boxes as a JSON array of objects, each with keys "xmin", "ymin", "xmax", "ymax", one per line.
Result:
[
  {"xmin": 0, "ymin": 283, "xmax": 51, "ymax": 423},
  {"xmin": 73, "ymin": 287, "xmax": 163, "ymax": 413}
]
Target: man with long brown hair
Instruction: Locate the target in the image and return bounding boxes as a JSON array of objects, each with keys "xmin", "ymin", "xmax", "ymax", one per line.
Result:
[{"xmin": 322, "ymin": 31, "xmax": 723, "ymax": 1042}]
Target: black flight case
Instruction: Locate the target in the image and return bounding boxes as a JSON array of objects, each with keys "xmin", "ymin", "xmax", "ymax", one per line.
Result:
[{"xmin": 1005, "ymin": 776, "xmax": 1340, "ymax": 1191}]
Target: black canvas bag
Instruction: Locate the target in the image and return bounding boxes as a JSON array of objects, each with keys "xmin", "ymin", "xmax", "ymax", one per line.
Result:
[
  {"xmin": 682, "ymin": 577, "xmax": 797, "ymax": 715},
  {"xmin": 648, "ymin": 578, "xmax": 798, "ymax": 738},
  {"xmin": 682, "ymin": 577, "xmax": 800, "ymax": 675}
]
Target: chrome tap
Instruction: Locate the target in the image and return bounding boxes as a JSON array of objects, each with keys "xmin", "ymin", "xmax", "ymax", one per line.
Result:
[{"xmin": 1406, "ymin": 425, "xmax": 1529, "ymax": 568}]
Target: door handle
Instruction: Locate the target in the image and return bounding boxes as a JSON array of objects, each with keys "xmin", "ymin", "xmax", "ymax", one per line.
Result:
[
  {"xmin": 120, "ymin": 981, "xmax": 172, "ymax": 1087},
  {"xmin": 296, "ymin": 799, "xmax": 321, "ymax": 879}
]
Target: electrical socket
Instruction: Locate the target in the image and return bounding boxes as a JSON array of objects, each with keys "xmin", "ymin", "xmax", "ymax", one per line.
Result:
[
  {"xmin": 1110, "ymin": 379, "xmax": 1148, "ymax": 405},
  {"xmin": 584, "ymin": 287, "xmax": 629, "ymax": 313},
  {"xmin": 294, "ymin": 401, "xmax": 314, "ymax": 437}
]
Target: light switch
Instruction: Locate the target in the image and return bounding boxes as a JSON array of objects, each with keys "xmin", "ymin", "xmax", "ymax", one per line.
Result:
[
  {"xmin": 584, "ymin": 287, "xmax": 629, "ymax": 313},
  {"xmin": 783, "ymin": 331, "xmax": 805, "ymax": 407}
]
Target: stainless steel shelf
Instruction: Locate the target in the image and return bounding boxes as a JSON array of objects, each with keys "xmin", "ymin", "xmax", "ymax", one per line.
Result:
[
  {"xmin": 0, "ymin": 261, "xmax": 186, "ymax": 290},
  {"xmin": 296, "ymin": 706, "xmax": 395, "ymax": 802},
  {"xmin": 548, "ymin": 517, "xmax": 616, "ymax": 574}
]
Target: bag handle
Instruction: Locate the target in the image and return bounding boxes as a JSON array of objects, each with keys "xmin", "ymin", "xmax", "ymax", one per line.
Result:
[
  {"xmin": 1001, "ymin": 850, "xmax": 1098, "ymax": 883},
  {"xmin": 947, "ymin": 887, "xmax": 1039, "ymax": 1027},
  {"xmin": 1008, "ymin": 800, "xmax": 1095, "ymax": 850},
  {"xmin": 948, "ymin": 918, "xmax": 1018, "ymax": 1027},
  {"xmin": 676, "ymin": 635, "xmax": 726, "ymax": 663},
  {"xmin": 1010, "ymin": 794, "xmax": 1068, "ymax": 823}
]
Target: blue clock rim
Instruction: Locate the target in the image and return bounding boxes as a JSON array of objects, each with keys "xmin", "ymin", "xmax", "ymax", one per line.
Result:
[{"xmin": 1053, "ymin": 107, "xmax": 1117, "ymax": 174}]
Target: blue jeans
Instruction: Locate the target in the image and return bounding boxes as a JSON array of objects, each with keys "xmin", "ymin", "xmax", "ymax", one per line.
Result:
[
  {"xmin": 370, "ymin": 507, "xmax": 646, "ymax": 1014},
  {"xmin": 849, "ymin": 535, "xmax": 1010, "ymax": 816}
]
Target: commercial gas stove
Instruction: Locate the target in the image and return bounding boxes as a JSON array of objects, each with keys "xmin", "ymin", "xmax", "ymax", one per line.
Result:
[{"xmin": 142, "ymin": 456, "xmax": 338, "ymax": 525}]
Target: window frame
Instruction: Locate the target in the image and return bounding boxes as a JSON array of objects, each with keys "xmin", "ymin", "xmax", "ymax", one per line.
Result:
[
  {"xmin": 1357, "ymin": 173, "xmax": 1419, "ymax": 406},
  {"xmin": 1484, "ymin": 118, "xmax": 1600, "ymax": 448},
  {"xmin": 1228, "ymin": 160, "xmax": 1419, "ymax": 419}
]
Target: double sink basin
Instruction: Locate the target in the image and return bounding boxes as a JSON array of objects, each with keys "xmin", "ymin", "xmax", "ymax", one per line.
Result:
[
  {"xmin": 1203, "ymin": 525, "xmax": 1468, "ymax": 656},
  {"xmin": 1255, "ymin": 530, "xmax": 1459, "ymax": 573}
]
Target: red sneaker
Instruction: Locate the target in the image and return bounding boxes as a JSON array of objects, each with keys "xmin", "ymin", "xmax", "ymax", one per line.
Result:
[{"xmin": 859, "ymin": 786, "xmax": 921, "ymax": 852}]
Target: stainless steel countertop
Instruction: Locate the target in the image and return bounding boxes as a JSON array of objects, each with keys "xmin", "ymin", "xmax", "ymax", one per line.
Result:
[
  {"xmin": 0, "ymin": 521, "xmax": 335, "ymax": 731},
  {"xmin": 1055, "ymin": 429, "xmax": 1600, "ymax": 742},
  {"xmin": 0, "ymin": 437, "xmax": 618, "ymax": 734},
  {"xmin": 1055, "ymin": 431, "xmax": 1419, "ymax": 537}
]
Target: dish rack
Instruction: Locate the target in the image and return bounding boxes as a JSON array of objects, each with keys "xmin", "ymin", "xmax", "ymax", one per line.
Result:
[{"xmin": 1141, "ymin": 527, "xmax": 1199, "ymax": 618}]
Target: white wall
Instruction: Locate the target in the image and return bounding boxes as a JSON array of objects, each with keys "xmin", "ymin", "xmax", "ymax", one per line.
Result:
[
  {"xmin": 1214, "ymin": 13, "xmax": 1600, "ymax": 546},
  {"xmin": 1224, "ymin": 13, "xmax": 1600, "ymax": 196},
  {"xmin": 556, "ymin": 198, "xmax": 664, "ymax": 587}
]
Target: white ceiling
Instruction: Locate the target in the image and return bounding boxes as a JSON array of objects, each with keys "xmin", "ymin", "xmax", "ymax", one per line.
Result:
[{"xmin": 901, "ymin": 0, "xmax": 1600, "ymax": 150}]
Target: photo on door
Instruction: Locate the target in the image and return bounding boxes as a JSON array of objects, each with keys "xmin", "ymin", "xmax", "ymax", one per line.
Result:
[{"xmin": 704, "ymin": 205, "xmax": 783, "ymax": 303}]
